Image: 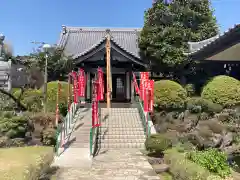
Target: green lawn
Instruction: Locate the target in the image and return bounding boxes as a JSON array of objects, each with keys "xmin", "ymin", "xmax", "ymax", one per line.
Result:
[{"xmin": 0, "ymin": 146, "xmax": 54, "ymax": 180}]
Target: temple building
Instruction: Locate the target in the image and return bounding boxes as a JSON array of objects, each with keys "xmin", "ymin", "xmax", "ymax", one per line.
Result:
[
  {"xmin": 186, "ymin": 24, "xmax": 240, "ymax": 80},
  {"xmin": 57, "ymin": 26, "xmax": 148, "ymax": 102},
  {"xmin": 57, "ymin": 24, "xmax": 240, "ymax": 101}
]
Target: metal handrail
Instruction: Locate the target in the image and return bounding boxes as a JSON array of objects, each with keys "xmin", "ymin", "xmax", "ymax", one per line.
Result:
[
  {"xmin": 90, "ymin": 101, "xmax": 101, "ymax": 156},
  {"xmin": 55, "ymin": 102, "xmax": 77, "ymax": 156},
  {"xmin": 133, "ymin": 73, "xmax": 151, "ymax": 137}
]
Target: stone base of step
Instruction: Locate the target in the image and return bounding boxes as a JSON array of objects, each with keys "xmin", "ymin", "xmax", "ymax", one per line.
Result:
[
  {"xmin": 100, "ymin": 121, "xmax": 142, "ymax": 124},
  {"xmin": 100, "ymin": 124, "xmax": 143, "ymax": 128},
  {"xmin": 98, "ymin": 134, "xmax": 145, "ymax": 139},
  {"xmin": 100, "ymin": 128, "xmax": 144, "ymax": 133},
  {"xmin": 97, "ymin": 143, "xmax": 145, "ymax": 148},
  {"xmin": 98, "ymin": 139, "xmax": 145, "ymax": 143},
  {"xmin": 99, "ymin": 131, "xmax": 145, "ymax": 135}
]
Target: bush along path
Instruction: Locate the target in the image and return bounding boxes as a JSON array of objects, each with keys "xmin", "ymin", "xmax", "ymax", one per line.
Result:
[{"xmin": 150, "ymin": 76, "xmax": 240, "ymax": 179}]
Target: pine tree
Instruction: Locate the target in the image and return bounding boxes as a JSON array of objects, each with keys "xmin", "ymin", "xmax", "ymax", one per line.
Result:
[{"xmin": 139, "ymin": 0, "xmax": 219, "ymax": 69}]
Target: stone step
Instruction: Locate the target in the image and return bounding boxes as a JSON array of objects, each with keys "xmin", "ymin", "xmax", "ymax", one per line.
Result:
[
  {"xmin": 99, "ymin": 131, "xmax": 145, "ymax": 135},
  {"xmin": 98, "ymin": 139, "xmax": 145, "ymax": 143},
  {"xmin": 100, "ymin": 124, "xmax": 143, "ymax": 128},
  {"xmin": 98, "ymin": 134, "xmax": 146, "ymax": 139},
  {"xmin": 100, "ymin": 127, "xmax": 144, "ymax": 131},
  {"xmin": 101, "ymin": 108, "xmax": 138, "ymax": 111},
  {"xmin": 97, "ymin": 142, "xmax": 145, "ymax": 148},
  {"xmin": 100, "ymin": 121, "xmax": 142, "ymax": 124}
]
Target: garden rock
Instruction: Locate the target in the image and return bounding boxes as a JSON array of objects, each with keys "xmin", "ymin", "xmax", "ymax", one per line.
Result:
[
  {"xmin": 220, "ymin": 132, "xmax": 233, "ymax": 149},
  {"xmin": 152, "ymin": 164, "xmax": 169, "ymax": 173}
]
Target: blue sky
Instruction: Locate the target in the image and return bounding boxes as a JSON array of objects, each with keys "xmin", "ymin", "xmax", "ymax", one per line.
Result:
[{"xmin": 0, "ymin": 0, "xmax": 239, "ymax": 56}]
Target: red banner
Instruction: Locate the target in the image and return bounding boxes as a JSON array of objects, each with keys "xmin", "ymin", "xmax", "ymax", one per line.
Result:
[
  {"xmin": 97, "ymin": 68, "xmax": 104, "ymax": 101},
  {"xmin": 78, "ymin": 68, "xmax": 85, "ymax": 97},
  {"xmin": 132, "ymin": 72, "xmax": 140, "ymax": 95},
  {"xmin": 71, "ymin": 71, "xmax": 78, "ymax": 103},
  {"xmin": 140, "ymin": 72, "xmax": 149, "ymax": 101},
  {"xmin": 143, "ymin": 80, "xmax": 149, "ymax": 112},
  {"xmin": 92, "ymin": 81, "xmax": 98, "ymax": 127},
  {"xmin": 148, "ymin": 80, "xmax": 154, "ymax": 112}
]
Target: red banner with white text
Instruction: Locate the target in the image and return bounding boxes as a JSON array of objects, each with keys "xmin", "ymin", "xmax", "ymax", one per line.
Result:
[
  {"xmin": 140, "ymin": 72, "xmax": 149, "ymax": 101},
  {"xmin": 78, "ymin": 68, "xmax": 85, "ymax": 97},
  {"xmin": 143, "ymin": 80, "xmax": 149, "ymax": 112},
  {"xmin": 148, "ymin": 80, "xmax": 154, "ymax": 112},
  {"xmin": 92, "ymin": 81, "xmax": 98, "ymax": 127},
  {"xmin": 97, "ymin": 68, "xmax": 104, "ymax": 101},
  {"xmin": 71, "ymin": 71, "xmax": 78, "ymax": 103}
]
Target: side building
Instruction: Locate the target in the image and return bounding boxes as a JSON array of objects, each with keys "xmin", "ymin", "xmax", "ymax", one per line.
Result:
[{"xmin": 187, "ymin": 24, "xmax": 240, "ymax": 80}]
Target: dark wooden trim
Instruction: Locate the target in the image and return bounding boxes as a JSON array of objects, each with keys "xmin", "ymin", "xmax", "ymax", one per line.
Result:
[
  {"xmin": 74, "ymin": 42, "xmax": 106, "ymax": 64},
  {"xmin": 74, "ymin": 39, "xmax": 148, "ymax": 68},
  {"xmin": 110, "ymin": 42, "xmax": 147, "ymax": 67}
]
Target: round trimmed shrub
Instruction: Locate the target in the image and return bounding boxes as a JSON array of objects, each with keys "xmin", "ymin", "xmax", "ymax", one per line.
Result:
[
  {"xmin": 41, "ymin": 81, "xmax": 71, "ymax": 113},
  {"xmin": 201, "ymin": 75, "xmax": 240, "ymax": 107},
  {"xmin": 154, "ymin": 80, "xmax": 187, "ymax": 110},
  {"xmin": 41, "ymin": 81, "xmax": 70, "ymax": 102},
  {"xmin": 145, "ymin": 134, "xmax": 172, "ymax": 153}
]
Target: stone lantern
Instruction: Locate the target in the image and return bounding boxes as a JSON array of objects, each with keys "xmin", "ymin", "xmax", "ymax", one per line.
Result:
[{"xmin": 0, "ymin": 33, "xmax": 12, "ymax": 92}]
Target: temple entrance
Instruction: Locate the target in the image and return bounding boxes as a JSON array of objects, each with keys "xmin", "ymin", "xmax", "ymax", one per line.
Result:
[{"xmin": 112, "ymin": 74, "xmax": 126, "ymax": 102}]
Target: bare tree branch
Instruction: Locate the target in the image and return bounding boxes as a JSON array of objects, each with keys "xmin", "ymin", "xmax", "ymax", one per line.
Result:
[{"xmin": 0, "ymin": 88, "xmax": 27, "ymax": 111}]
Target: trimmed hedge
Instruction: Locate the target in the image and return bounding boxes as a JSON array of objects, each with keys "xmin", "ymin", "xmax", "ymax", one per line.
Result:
[
  {"xmin": 41, "ymin": 81, "xmax": 70, "ymax": 102},
  {"xmin": 201, "ymin": 75, "xmax": 240, "ymax": 107},
  {"xmin": 145, "ymin": 134, "xmax": 172, "ymax": 153},
  {"xmin": 164, "ymin": 148, "xmax": 223, "ymax": 180},
  {"xmin": 41, "ymin": 81, "xmax": 71, "ymax": 113},
  {"xmin": 186, "ymin": 97, "xmax": 223, "ymax": 114},
  {"xmin": 154, "ymin": 80, "xmax": 187, "ymax": 110},
  {"xmin": 0, "ymin": 112, "xmax": 29, "ymax": 139}
]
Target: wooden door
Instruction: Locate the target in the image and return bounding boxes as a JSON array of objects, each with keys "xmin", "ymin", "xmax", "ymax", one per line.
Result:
[{"xmin": 112, "ymin": 74, "xmax": 126, "ymax": 102}]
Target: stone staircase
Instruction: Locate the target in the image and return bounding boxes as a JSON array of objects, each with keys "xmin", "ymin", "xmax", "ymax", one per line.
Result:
[
  {"xmin": 52, "ymin": 107, "xmax": 161, "ymax": 180},
  {"xmin": 97, "ymin": 108, "xmax": 145, "ymax": 150}
]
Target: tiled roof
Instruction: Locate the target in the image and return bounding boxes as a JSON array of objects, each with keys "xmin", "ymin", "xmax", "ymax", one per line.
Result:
[
  {"xmin": 186, "ymin": 24, "xmax": 240, "ymax": 56},
  {"xmin": 58, "ymin": 26, "xmax": 142, "ymax": 60}
]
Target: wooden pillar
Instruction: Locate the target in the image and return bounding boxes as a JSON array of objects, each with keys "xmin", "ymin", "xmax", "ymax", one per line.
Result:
[
  {"xmin": 106, "ymin": 35, "xmax": 111, "ymax": 109},
  {"xmin": 126, "ymin": 71, "xmax": 130, "ymax": 100}
]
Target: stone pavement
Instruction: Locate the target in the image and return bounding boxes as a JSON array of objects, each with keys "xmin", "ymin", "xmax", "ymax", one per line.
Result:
[{"xmin": 55, "ymin": 149, "xmax": 160, "ymax": 180}]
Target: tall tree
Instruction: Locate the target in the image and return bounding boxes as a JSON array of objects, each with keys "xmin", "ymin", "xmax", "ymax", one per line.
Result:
[
  {"xmin": 139, "ymin": 0, "xmax": 219, "ymax": 80},
  {"xmin": 22, "ymin": 48, "xmax": 74, "ymax": 82}
]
